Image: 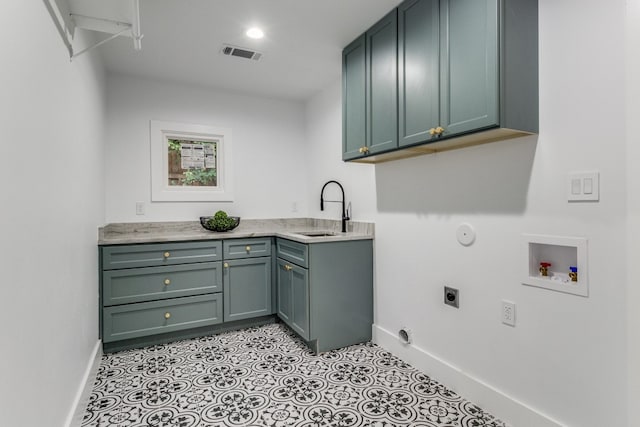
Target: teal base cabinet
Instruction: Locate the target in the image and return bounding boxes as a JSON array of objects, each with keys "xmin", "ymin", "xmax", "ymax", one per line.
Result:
[
  {"xmin": 276, "ymin": 238, "xmax": 373, "ymax": 353},
  {"xmin": 100, "ymin": 238, "xmax": 274, "ymax": 352},
  {"xmin": 223, "ymin": 238, "xmax": 273, "ymax": 322},
  {"xmin": 223, "ymin": 258, "xmax": 272, "ymax": 322},
  {"xmin": 103, "ymin": 294, "xmax": 223, "ymax": 343},
  {"xmin": 276, "ymin": 258, "xmax": 309, "ymax": 340}
]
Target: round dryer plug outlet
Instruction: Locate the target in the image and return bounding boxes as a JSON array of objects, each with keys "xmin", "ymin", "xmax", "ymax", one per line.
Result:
[{"xmin": 456, "ymin": 223, "xmax": 476, "ymax": 246}]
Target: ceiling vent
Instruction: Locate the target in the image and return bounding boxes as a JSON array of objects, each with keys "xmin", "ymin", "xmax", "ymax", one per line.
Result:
[{"xmin": 221, "ymin": 44, "xmax": 262, "ymax": 61}]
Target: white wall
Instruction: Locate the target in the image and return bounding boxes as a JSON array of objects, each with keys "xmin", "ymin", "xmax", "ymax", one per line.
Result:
[
  {"xmin": 105, "ymin": 74, "xmax": 308, "ymax": 223},
  {"xmin": 0, "ymin": 3, "xmax": 105, "ymax": 426},
  {"xmin": 304, "ymin": 80, "xmax": 377, "ymax": 223},
  {"xmin": 306, "ymin": 1, "xmax": 628, "ymax": 426},
  {"xmin": 627, "ymin": 0, "xmax": 640, "ymax": 423}
]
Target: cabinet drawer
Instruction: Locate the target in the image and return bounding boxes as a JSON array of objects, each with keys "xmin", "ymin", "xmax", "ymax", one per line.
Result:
[
  {"xmin": 102, "ymin": 294, "xmax": 222, "ymax": 343},
  {"xmin": 102, "ymin": 241, "xmax": 222, "ymax": 270},
  {"xmin": 223, "ymin": 238, "xmax": 271, "ymax": 260},
  {"xmin": 103, "ymin": 262, "xmax": 222, "ymax": 306},
  {"xmin": 276, "ymin": 238, "xmax": 308, "ymax": 268}
]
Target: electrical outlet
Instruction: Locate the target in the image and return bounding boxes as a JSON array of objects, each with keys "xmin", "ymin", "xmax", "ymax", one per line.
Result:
[
  {"xmin": 444, "ymin": 286, "xmax": 459, "ymax": 308},
  {"xmin": 502, "ymin": 301, "xmax": 516, "ymax": 326},
  {"xmin": 135, "ymin": 202, "xmax": 145, "ymax": 215}
]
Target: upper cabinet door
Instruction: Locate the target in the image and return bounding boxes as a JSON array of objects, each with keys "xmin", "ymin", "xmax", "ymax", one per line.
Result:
[
  {"xmin": 342, "ymin": 35, "xmax": 366, "ymax": 161},
  {"xmin": 366, "ymin": 9, "xmax": 398, "ymax": 154},
  {"xmin": 439, "ymin": 0, "xmax": 499, "ymax": 137},
  {"xmin": 398, "ymin": 0, "xmax": 440, "ymax": 147}
]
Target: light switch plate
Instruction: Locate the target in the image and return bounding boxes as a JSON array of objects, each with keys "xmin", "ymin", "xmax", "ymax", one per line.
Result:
[{"xmin": 567, "ymin": 172, "xmax": 599, "ymax": 202}]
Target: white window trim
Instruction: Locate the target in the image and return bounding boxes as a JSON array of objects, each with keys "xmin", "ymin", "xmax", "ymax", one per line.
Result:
[{"xmin": 150, "ymin": 120, "xmax": 234, "ymax": 202}]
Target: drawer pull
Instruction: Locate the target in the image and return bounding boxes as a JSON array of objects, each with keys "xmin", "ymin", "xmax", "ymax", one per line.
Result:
[
  {"xmin": 285, "ymin": 264, "xmax": 293, "ymax": 271},
  {"xmin": 245, "ymin": 246, "xmax": 251, "ymax": 252},
  {"xmin": 224, "ymin": 262, "xmax": 229, "ymax": 268},
  {"xmin": 163, "ymin": 252, "xmax": 171, "ymax": 259},
  {"xmin": 164, "ymin": 279, "xmax": 171, "ymax": 286},
  {"xmin": 164, "ymin": 312, "xmax": 171, "ymax": 319}
]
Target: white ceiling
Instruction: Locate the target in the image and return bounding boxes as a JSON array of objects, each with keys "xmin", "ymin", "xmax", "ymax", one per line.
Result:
[{"xmin": 68, "ymin": 0, "xmax": 402, "ymax": 101}]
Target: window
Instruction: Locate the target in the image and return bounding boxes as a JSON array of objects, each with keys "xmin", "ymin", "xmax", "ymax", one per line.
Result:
[
  {"xmin": 150, "ymin": 120, "xmax": 233, "ymax": 202},
  {"xmin": 167, "ymin": 138, "xmax": 217, "ymax": 187}
]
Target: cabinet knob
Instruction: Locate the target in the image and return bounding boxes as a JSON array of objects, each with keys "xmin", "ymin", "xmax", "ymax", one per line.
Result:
[
  {"xmin": 435, "ymin": 126, "xmax": 445, "ymax": 135},
  {"xmin": 429, "ymin": 128, "xmax": 436, "ymax": 136},
  {"xmin": 358, "ymin": 146, "xmax": 369, "ymax": 154},
  {"xmin": 285, "ymin": 264, "xmax": 293, "ymax": 271},
  {"xmin": 163, "ymin": 251, "xmax": 170, "ymax": 258},
  {"xmin": 164, "ymin": 279, "xmax": 171, "ymax": 286},
  {"xmin": 224, "ymin": 262, "xmax": 229, "ymax": 268},
  {"xmin": 245, "ymin": 246, "xmax": 251, "ymax": 252},
  {"xmin": 164, "ymin": 312, "xmax": 171, "ymax": 319}
]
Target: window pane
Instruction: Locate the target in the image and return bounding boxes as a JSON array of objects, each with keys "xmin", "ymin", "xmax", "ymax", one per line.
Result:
[{"xmin": 167, "ymin": 138, "xmax": 218, "ymax": 187}]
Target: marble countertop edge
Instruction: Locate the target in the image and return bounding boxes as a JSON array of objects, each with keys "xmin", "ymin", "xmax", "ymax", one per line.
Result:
[{"xmin": 98, "ymin": 218, "xmax": 374, "ymax": 245}]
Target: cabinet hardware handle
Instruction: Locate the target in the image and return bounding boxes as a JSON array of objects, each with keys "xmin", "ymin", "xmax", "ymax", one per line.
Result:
[
  {"xmin": 163, "ymin": 252, "xmax": 170, "ymax": 258},
  {"xmin": 429, "ymin": 128, "xmax": 436, "ymax": 136},
  {"xmin": 285, "ymin": 264, "xmax": 293, "ymax": 271},
  {"xmin": 164, "ymin": 279, "xmax": 171, "ymax": 286},
  {"xmin": 435, "ymin": 126, "xmax": 445, "ymax": 135},
  {"xmin": 224, "ymin": 262, "xmax": 229, "ymax": 268},
  {"xmin": 358, "ymin": 147, "xmax": 364, "ymax": 153},
  {"xmin": 164, "ymin": 312, "xmax": 171, "ymax": 319},
  {"xmin": 245, "ymin": 246, "xmax": 251, "ymax": 252}
]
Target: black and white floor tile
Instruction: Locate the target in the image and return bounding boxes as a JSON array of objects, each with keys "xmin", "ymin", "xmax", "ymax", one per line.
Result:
[{"xmin": 82, "ymin": 323, "xmax": 508, "ymax": 427}]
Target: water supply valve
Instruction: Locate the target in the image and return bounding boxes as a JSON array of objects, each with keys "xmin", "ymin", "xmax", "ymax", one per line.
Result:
[
  {"xmin": 569, "ymin": 266, "xmax": 578, "ymax": 282},
  {"xmin": 539, "ymin": 262, "xmax": 551, "ymax": 277}
]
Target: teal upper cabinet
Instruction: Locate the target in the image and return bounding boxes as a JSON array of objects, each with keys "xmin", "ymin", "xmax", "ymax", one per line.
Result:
[
  {"xmin": 342, "ymin": 35, "xmax": 366, "ymax": 160},
  {"xmin": 398, "ymin": 0, "xmax": 440, "ymax": 147},
  {"xmin": 366, "ymin": 9, "xmax": 398, "ymax": 155},
  {"xmin": 439, "ymin": 0, "xmax": 498, "ymax": 138},
  {"xmin": 345, "ymin": 0, "xmax": 538, "ymax": 163},
  {"xmin": 343, "ymin": 10, "xmax": 398, "ymax": 160}
]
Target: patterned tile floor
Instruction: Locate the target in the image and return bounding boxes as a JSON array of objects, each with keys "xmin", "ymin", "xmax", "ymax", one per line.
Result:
[{"xmin": 82, "ymin": 323, "xmax": 507, "ymax": 427}]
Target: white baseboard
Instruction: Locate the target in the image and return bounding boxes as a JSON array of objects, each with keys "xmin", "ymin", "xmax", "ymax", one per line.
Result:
[
  {"xmin": 65, "ymin": 340, "xmax": 102, "ymax": 427},
  {"xmin": 373, "ymin": 325, "xmax": 565, "ymax": 427}
]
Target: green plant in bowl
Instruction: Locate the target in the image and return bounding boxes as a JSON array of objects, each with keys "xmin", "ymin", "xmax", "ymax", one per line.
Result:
[{"xmin": 201, "ymin": 210, "xmax": 240, "ymax": 232}]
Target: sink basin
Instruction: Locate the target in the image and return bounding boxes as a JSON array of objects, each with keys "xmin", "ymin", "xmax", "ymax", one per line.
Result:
[{"xmin": 293, "ymin": 231, "xmax": 338, "ymax": 237}]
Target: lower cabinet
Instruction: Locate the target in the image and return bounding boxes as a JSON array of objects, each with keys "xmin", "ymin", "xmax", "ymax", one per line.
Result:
[
  {"xmin": 103, "ymin": 294, "xmax": 223, "ymax": 343},
  {"xmin": 223, "ymin": 256, "xmax": 272, "ymax": 322},
  {"xmin": 276, "ymin": 238, "xmax": 373, "ymax": 353},
  {"xmin": 100, "ymin": 237, "xmax": 273, "ymax": 352},
  {"xmin": 99, "ymin": 235, "xmax": 373, "ymax": 353},
  {"xmin": 276, "ymin": 258, "xmax": 309, "ymax": 340}
]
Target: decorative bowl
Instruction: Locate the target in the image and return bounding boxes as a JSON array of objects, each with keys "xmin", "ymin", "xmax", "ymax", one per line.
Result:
[{"xmin": 199, "ymin": 216, "xmax": 241, "ymax": 232}]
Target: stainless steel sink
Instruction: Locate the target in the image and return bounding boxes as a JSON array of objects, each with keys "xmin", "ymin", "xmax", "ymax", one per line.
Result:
[{"xmin": 293, "ymin": 231, "xmax": 338, "ymax": 237}]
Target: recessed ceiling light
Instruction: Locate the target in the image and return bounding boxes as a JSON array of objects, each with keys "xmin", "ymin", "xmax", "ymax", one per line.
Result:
[{"xmin": 246, "ymin": 27, "xmax": 264, "ymax": 39}]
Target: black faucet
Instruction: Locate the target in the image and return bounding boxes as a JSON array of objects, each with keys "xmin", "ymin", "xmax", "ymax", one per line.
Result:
[{"xmin": 320, "ymin": 180, "xmax": 350, "ymax": 233}]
